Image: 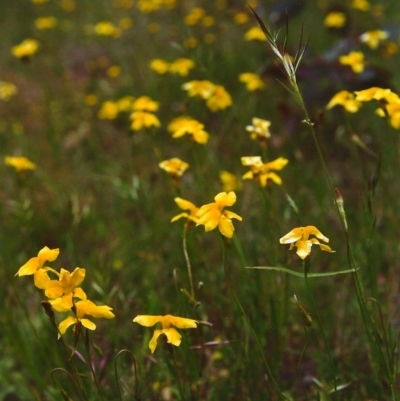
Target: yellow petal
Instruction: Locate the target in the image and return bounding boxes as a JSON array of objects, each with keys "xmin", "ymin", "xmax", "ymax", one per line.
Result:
[
  {"xmin": 304, "ymin": 226, "xmax": 329, "ymax": 242},
  {"xmin": 34, "ymin": 268, "xmax": 51, "ymax": 289},
  {"xmin": 264, "ymin": 157, "xmax": 288, "ymax": 171},
  {"xmin": 218, "ymin": 216, "xmax": 235, "ymax": 238},
  {"xmin": 15, "ymin": 257, "xmax": 39, "ymax": 276},
  {"xmin": 149, "ymin": 329, "xmax": 163, "ymax": 353},
  {"xmin": 58, "ymin": 316, "xmax": 77, "ymax": 336},
  {"xmin": 163, "ymin": 327, "xmax": 182, "ymax": 347},
  {"xmin": 38, "ymin": 246, "xmax": 60, "ymax": 264},
  {"xmin": 45, "ymin": 280, "xmax": 64, "ymax": 298},
  {"xmin": 73, "ymin": 287, "xmax": 87, "ymax": 300},
  {"xmin": 81, "ymin": 318, "xmax": 96, "ymax": 331},
  {"xmin": 165, "ymin": 315, "xmax": 198, "ymax": 329},
  {"xmin": 295, "ymin": 240, "xmax": 313, "ymax": 259},
  {"xmin": 69, "ymin": 267, "xmax": 86, "ymax": 288},
  {"xmin": 214, "ymin": 191, "xmax": 236, "ymax": 206},
  {"xmin": 280, "ymin": 228, "xmax": 303, "ymax": 244},
  {"xmin": 224, "ymin": 210, "xmax": 242, "ymax": 221},
  {"xmin": 133, "ymin": 315, "xmax": 163, "ymax": 327}
]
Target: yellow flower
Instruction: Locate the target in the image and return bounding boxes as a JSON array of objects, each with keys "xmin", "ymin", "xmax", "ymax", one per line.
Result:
[
  {"xmin": 130, "ymin": 111, "xmax": 160, "ymax": 131},
  {"xmin": 350, "ymin": 0, "xmax": 370, "ymax": 11},
  {"xmin": 339, "ymin": 51, "xmax": 365, "ymax": 74},
  {"xmin": 15, "ymin": 247, "xmax": 59, "ymax": 289},
  {"xmin": 354, "ymin": 87, "xmax": 400, "ymax": 103},
  {"xmin": 241, "ymin": 156, "xmax": 288, "ymax": 186},
  {"xmin": 171, "ymin": 198, "xmax": 199, "ymax": 223},
  {"xmin": 196, "ymin": 192, "xmax": 242, "ymax": 238},
  {"xmin": 220, "ymin": 171, "xmax": 242, "ymax": 192},
  {"xmin": 169, "ymin": 58, "xmax": 195, "ymax": 76},
  {"xmin": 46, "ymin": 268, "xmax": 87, "ymax": 312},
  {"xmin": 94, "ymin": 21, "xmax": 121, "ymax": 37},
  {"xmin": 234, "ymin": 11, "xmax": 250, "ymax": 24},
  {"xmin": 244, "ymin": 26, "xmax": 267, "ymax": 41},
  {"xmin": 239, "ymin": 73, "xmax": 265, "ymax": 91},
  {"xmin": 85, "ymin": 94, "xmax": 98, "ymax": 106},
  {"xmin": 107, "ymin": 65, "xmax": 121, "ymax": 78},
  {"xmin": 116, "ymin": 96, "xmax": 135, "ymax": 112},
  {"xmin": 132, "ymin": 96, "xmax": 159, "ymax": 112},
  {"xmin": 133, "ymin": 314, "xmax": 198, "ymax": 353},
  {"xmin": 182, "ymin": 80, "xmax": 215, "ymax": 99},
  {"xmin": 98, "ymin": 101, "xmax": 119, "ymax": 120},
  {"xmin": 58, "ymin": 300, "xmax": 115, "ymax": 337},
  {"xmin": 0, "ymin": 81, "xmax": 17, "ymax": 101},
  {"xmin": 159, "ymin": 158, "xmax": 189, "ymax": 178},
  {"xmin": 324, "ymin": 12, "xmax": 346, "ymax": 28},
  {"xmin": 360, "ymin": 30, "xmax": 388, "ymax": 49},
  {"xmin": 206, "ymin": 85, "xmax": 232, "ymax": 112},
  {"xmin": 11, "ymin": 39, "xmax": 40, "ymax": 59},
  {"xmin": 326, "ymin": 90, "xmax": 362, "ymax": 113},
  {"xmin": 5, "ymin": 156, "xmax": 37, "ymax": 172},
  {"xmin": 280, "ymin": 226, "xmax": 335, "ymax": 259},
  {"xmin": 168, "ymin": 117, "xmax": 209, "ymax": 144},
  {"xmin": 184, "ymin": 7, "xmax": 205, "ymax": 25},
  {"xmin": 34, "ymin": 16, "xmax": 58, "ymax": 30},
  {"xmin": 379, "ymin": 103, "xmax": 400, "ymax": 129},
  {"xmin": 150, "ymin": 58, "xmax": 170, "ymax": 74},
  {"xmin": 245, "ymin": 117, "xmax": 271, "ymax": 141}
]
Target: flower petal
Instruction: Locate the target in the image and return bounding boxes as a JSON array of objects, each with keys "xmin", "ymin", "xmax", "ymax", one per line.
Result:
[
  {"xmin": 165, "ymin": 315, "xmax": 198, "ymax": 329},
  {"xmin": 218, "ymin": 216, "xmax": 235, "ymax": 238},
  {"xmin": 15, "ymin": 257, "xmax": 39, "ymax": 276},
  {"xmin": 304, "ymin": 226, "xmax": 329, "ymax": 242},
  {"xmin": 133, "ymin": 315, "xmax": 163, "ymax": 327},
  {"xmin": 149, "ymin": 329, "xmax": 163, "ymax": 353},
  {"xmin": 58, "ymin": 316, "xmax": 77, "ymax": 336},
  {"xmin": 163, "ymin": 327, "xmax": 182, "ymax": 347},
  {"xmin": 295, "ymin": 240, "xmax": 313, "ymax": 259},
  {"xmin": 33, "ymin": 268, "xmax": 51, "ymax": 289},
  {"xmin": 280, "ymin": 228, "xmax": 303, "ymax": 244},
  {"xmin": 81, "ymin": 318, "xmax": 96, "ymax": 331}
]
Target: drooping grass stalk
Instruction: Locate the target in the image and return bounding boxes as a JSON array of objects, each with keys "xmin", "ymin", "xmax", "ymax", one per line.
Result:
[
  {"xmin": 182, "ymin": 221, "xmax": 196, "ymax": 302},
  {"xmin": 220, "ymin": 235, "xmax": 288, "ymax": 400},
  {"xmin": 302, "ymin": 258, "xmax": 338, "ymax": 398},
  {"xmin": 114, "ymin": 349, "xmax": 140, "ymax": 401}
]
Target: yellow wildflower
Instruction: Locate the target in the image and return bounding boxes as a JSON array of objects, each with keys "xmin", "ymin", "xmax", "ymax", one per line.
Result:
[
  {"xmin": 132, "ymin": 96, "xmax": 159, "ymax": 112},
  {"xmin": 245, "ymin": 118, "xmax": 271, "ymax": 141},
  {"xmin": 326, "ymin": 90, "xmax": 362, "ymax": 113},
  {"xmin": 239, "ymin": 73, "xmax": 265, "ymax": 91},
  {"xmin": 234, "ymin": 12, "xmax": 250, "ymax": 24},
  {"xmin": 60, "ymin": 0, "xmax": 75, "ymax": 11},
  {"xmin": 116, "ymin": 96, "xmax": 135, "ymax": 112},
  {"xmin": 0, "ymin": 81, "xmax": 17, "ymax": 101},
  {"xmin": 171, "ymin": 198, "xmax": 199, "ymax": 223},
  {"xmin": 159, "ymin": 158, "xmax": 189, "ymax": 178},
  {"xmin": 182, "ymin": 80, "xmax": 215, "ymax": 99},
  {"xmin": 133, "ymin": 314, "xmax": 198, "ymax": 353},
  {"xmin": 168, "ymin": 117, "xmax": 209, "ymax": 144},
  {"xmin": 241, "ymin": 156, "xmax": 288, "ymax": 186},
  {"xmin": 94, "ymin": 21, "xmax": 121, "ymax": 37},
  {"xmin": 98, "ymin": 101, "xmax": 119, "ymax": 120},
  {"xmin": 130, "ymin": 111, "xmax": 160, "ymax": 131},
  {"xmin": 107, "ymin": 65, "xmax": 121, "ymax": 78},
  {"xmin": 150, "ymin": 58, "xmax": 170, "ymax": 74},
  {"xmin": 202, "ymin": 16, "xmax": 215, "ymax": 27},
  {"xmin": 350, "ymin": 0, "xmax": 370, "ymax": 11},
  {"xmin": 5, "ymin": 156, "xmax": 37, "ymax": 172},
  {"xmin": 85, "ymin": 94, "xmax": 98, "ymax": 106},
  {"xmin": 244, "ymin": 26, "xmax": 267, "ymax": 41},
  {"xmin": 280, "ymin": 226, "xmax": 335, "ymax": 259},
  {"xmin": 220, "ymin": 171, "xmax": 242, "ymax": 192},
  {"xmin": 58, "ymin": 300, "xmax": 115, "ymax": 337},
  {"xmin": 339, "ymin": 51, "xmax": 365, "ymax": 74},
  {"xmin": 15, "ymin": 247, "xmax": 59, "ymax": 289},
  {"xmin": 196, "ymin": 192, "xmax": 242, "ymax": 238},
  {"xmin": 35, "ymin": 16, "xmax": 58, "ymax": 30},
  {"xmin": 11, "ymin": 39, "xmax": 40, "ymax": 59},
  {"xmin": 184, "ymin": 37, "xmax": 198, "ymax": 48},
  {"xmin": 119, "ymin": 17, "xmax": 133, "ymax": 29},
  {"xmin": 169, "ymin": 58, "xmax": 195, "ymax": 77},
  {"xmin": 354, "ymin": 87, "xmax": 400, "ymax": 103},
  {"xmin": 324, "ymin": 12, "xmax": 346, "ymax": 28},
  {"xmin": 206, "ymin": 85, "xmax": 232, "ymax": 112},
  {"xmin": 360, "ymin": 30, "xmax": 388, "ymax": 49},
  {"xmin": 184, "ymin": 7, "xmax": 205, "ymax": 25}
]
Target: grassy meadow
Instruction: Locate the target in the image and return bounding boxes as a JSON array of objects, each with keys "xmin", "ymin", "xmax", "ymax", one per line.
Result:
[{"xmin": 2, "ymin": 0, "xmax": 400, "ymax": 400}]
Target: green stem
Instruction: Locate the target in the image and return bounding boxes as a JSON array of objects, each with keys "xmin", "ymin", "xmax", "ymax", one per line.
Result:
[
  {"xmin": 170, "ymin": 346, "xmax": 186, "ymax": 401},
  {"xmin": 182, "ymin": 222, "xmax": 195, "ymax": 301}
]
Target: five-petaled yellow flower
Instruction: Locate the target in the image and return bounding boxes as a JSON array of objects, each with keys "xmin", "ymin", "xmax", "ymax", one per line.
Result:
[
  {"xmin": 169, "ymin": 58, "xmax": 195, "ymax": 76},
  {"xmin": 171, "ymin": 197, "xmax": 199, "ymax": 223},
  {"xmin": 241, "ymin": 156, "xmax": 288, "ymax": 186},
  {"xmin": 279, "ymin": 226, "xmax": 335, "ymax": 259},
  {"xmin": 58, "ymin": 300, "xmax": 115, "ymax": 337},
  {"xmin": 159, "ymin": 158, "xmax": 189, "ymax": 178},
  {"xmin": 326, "ymin": 90, "xmax": 362, "ymax": 113},
  {"xmin": 239, "ymin": 73, "xmax": 265, "ymax": 91},
  {"xmin": 15, "ymin": 246, "xmax": 59, "ymax": 289},
  {"xmin": 339, "ymin": 51, "xmax": 365, "ymax": 74},
  {"xmin": 133, "ymin": 314, "xmax": 198, "ymax": 353},
  {"xmin": 168, "ymin": 117, "xmax": 209, "ymax": 144},
  {"xmin": 5, "ymin": 156, "xmax": 37, "ymax": 172},
  {"xmin": 130, "ymin": 111, "xmax": 161, "ymax": 131},
  {"xmin": 245, "ymin": 118, "xmax": 271, "ymax": 142},
  {"xmin": 196, "ymin": 192, "xmax": 242, "ymax": 238}
]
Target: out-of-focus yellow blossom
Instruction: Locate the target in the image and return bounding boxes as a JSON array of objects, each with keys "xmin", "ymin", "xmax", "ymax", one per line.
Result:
[
  {"xmin": 0, "ymin": 81, "xmax": 17, "ymax": 101},
  {"xmin": 60, "ymin": 0, "xmax": 75, "ymax": 11},
  {"xmin": 138, "ymin": 0, "xmax": 164, "ymax": 13},
  {"xmin": 132, "ymin": 96, "xmax": 159, "ymax": 111},
  {"xmin": 46, "ymin": 268, "xmax": 87, "ymax": 312},
  {"xmin": 234, "ymin": 12, "xmax": 250, "ymax": 24},
  {"xmin": 5, "ymin": 156, "xmax": 37, "ymax": 173},
  {"xmin": 350, "ymin": 0, "xmax": 370, "ymax": 11},
  {"xmin": 206, "ymin": 85, "xmax": 232, "ymax": 112},
  {"xmin": 184, "ymin": 37, "xmax": 198, "ymax": 48},
  {"xmin": 360, "ymin": 30, "xmax": 388, "ymax": 49},
  {"xmin": 376, "ymin": 103, "xmax": 400, "ymax": 129},
  {"xmin": 168, "ymin": 117, "xmax": 209, "ymax": 144},
  {"xmin": 113, "ymin": 0, "xmax": 134, "ymax": 9},
  {"xmin": 204, "ymin": 33, "xmax": 216, "ymax": 44},
  {"xmin": 244, "ymin": 26, "xmax": 267, "ymax": 41},
  {"xmin": 58, "ymin": 300, "xmax": 115, "ymax": 337},
  {"xmin": 15, "ymin": 247, "xmax": 59, "ymax": 290},
  {"xmin": 94, "ymin": 22, "xmax": 121, "ymax": 38},
  {"xmin": 116, "ymin": 96, "xmax": 135, "ymax": 112},
  {"xmin": 130, "ymin": 111, "xmax": 160, "ymax": 131},
  {"xmin": 119, "ymin": 17, "xmax": 133, "ymax": 29},
  {"xmin": 11, "ymin": 39, "xmax": 40, "ymax": 59},
  {"xmin": 35, "ymin": 16, "xmax": 58, "ymax": 30},
  {"xmin": 98, "ymin": 101, "xmax": 119, "ymax": 120},
  {"xmin": 196, "ymin": 192, "xmax": 242, "ymax": 238},
  {"xmin": 184, "ymin": 7, "xmax": 205, "ymax": 25},
  {"xmin": 133, "ymin": 314, "xmax": 198, "ymax": 353},
  {"xmin": 150, "ymin": 58, "xmax": 170, "ymax": 74},
  {"xmin": 159, "ymin": 158, "xmax": 189, "ymax": 178},
  {"xmin": 171, "ymin": 198, "xmax": 199, "ymax": 223},
  {"xmin": 239, "ymin": 73, "xmax": 265, "ymax": 91},
  {"xmin": 169, "ymin": 58, "xmax": 195, "ymax": 76},
  {"xmin": 280, "ymin": 226, "xmax": 335, "ymax": 259},
  {"xmin": 220, "ymin": 171, "xmax": 242, "ymax": 192},
  {"xmin": 246, "ymin": 117, "xmax": 271, "ymax": 141},
  {"xmin": 241, "ymin": 156, "xmax": 288, "ymax": 186},
  {"xmin": 202, "ymin": 16, "xmax": 215, "ymax": 27},
  {"xmin": 382, "ymin": 42, "xmax": 398, "ymax": 57},
  {"xmin": 164, "ymin": 0, "xmax": 176, "ymax": 8},
  {"xmin": 107, "ymin": 65, "xmax": 121, "ymax": 78},
  {"xmin": 326, "ymin": 90, "xmax": 362, "ymax": 113},
  {"xmin": 182, "ymin": 80, "xmax": 215, "ymax": 99},
  {"xmin": 354, "ymin": 87, "xmax": 400, "ymax": 103},
  {"xmin": 85, "ymin": 94, "xmax": 98, "ymax": 106},
  {"xmin": 324, "ymin": 12, "xmax": 346, "ymax": 28},
  {"xmin": 339, "ymin": 51, "xmax": 365, "ymax": 73}
]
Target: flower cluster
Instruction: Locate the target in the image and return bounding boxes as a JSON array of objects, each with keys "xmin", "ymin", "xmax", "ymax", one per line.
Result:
[
  {"xmin": 5, "ymin": 156, "xmax": 36, "ymax": 172},
  {"xmin": 11, "ymin": 38, "xmax": 40, "ymax": 60},
  {"xmin": 150, "ymin": 58, "xmax": 195, "ymax": 77},
  {"xmin": 129, "ymin": 96, "xmax": 161, "ymax": 131}
]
